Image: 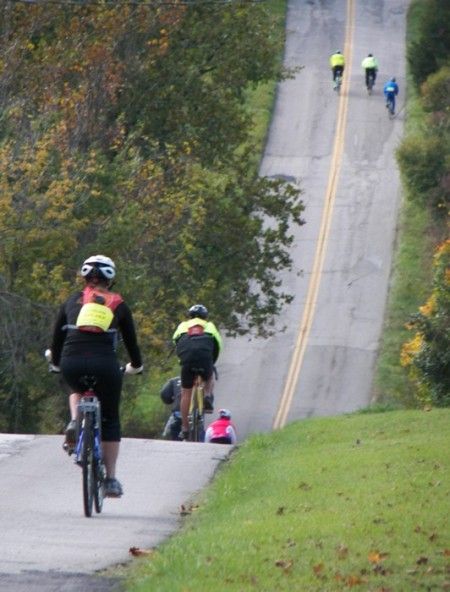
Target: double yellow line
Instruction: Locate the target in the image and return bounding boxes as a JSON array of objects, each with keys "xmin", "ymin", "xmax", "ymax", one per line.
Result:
[{"xmin": 273, "ymin": 0, "xmax": 355, "ymax": 430}]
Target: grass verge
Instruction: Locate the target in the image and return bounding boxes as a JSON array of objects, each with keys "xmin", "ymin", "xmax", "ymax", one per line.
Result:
[{"xmin": 127, "ymin": 409, "xmax": 450, "ymax": 591}]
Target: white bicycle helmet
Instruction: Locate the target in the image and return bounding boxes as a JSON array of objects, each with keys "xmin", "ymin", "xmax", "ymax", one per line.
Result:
[
  {"xmin": 80, "ymin": 255, "xmax": 116, "ymax": 281},
  {"xmin": 219, "ymin": 409, "xmax": 232, "ymax": 420}
]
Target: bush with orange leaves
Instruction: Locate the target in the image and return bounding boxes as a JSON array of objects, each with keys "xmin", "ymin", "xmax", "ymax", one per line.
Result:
[{"xmin": 401, "ymin": 240, "xmax": 450, "ymax": 405}]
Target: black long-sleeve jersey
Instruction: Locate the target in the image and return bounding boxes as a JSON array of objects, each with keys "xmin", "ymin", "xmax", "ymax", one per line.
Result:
[{"xmin": 51, "ymin": 291, "xmax": 142, "ymax": 368}]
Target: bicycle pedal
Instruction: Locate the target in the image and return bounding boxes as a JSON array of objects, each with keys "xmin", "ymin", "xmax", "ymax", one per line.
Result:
[{"xmin": 62, "ymin": 441, "xmax": 75, "ymax": 455}]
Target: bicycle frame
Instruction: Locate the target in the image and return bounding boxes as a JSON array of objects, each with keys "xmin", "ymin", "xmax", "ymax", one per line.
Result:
[
  {"xmin": 188, "ymin": 375, "xmax": 205, "ymax": 442},
  {"xmin": 74, "ymin": 386, "xmax": 105, "ymax": 517},
  {"xmin": 75, "ymin": 393, "xmax": 102, "ymax": 464},
  {"xmin": 386, "ymin": 95, "xmax": 395, "ymax": 117}
]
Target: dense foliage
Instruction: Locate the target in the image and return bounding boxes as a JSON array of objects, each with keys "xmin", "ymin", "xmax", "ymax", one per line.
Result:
[
  {"xmin": 0, "ymin": 1, "xmax": 303, "ymax": 432},
  {"xmin": 407, "ymin": 0, "xmax": 450, "ymax": 87},
  {"xmin": 401, "ymin": 241, "xmax": 450, "ymax": 405},
  {"xmin": 398, "ymin": 0, "xmax": 449, "ymax": 405}
]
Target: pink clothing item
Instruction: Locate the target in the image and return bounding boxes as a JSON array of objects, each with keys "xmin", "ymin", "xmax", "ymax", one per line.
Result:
[{"xmin": 204, "ymin": 418, "xmax": 237, "ymax": 444}]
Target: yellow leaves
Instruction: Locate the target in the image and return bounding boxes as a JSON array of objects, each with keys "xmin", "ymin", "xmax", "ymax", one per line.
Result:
[
  {"xmin": 368, "ymin": 550, "xmax": 389, "ymax": 564},
  {"xmin": 400, "ymin": 333, "xmax": 423, "ymax": 367},
  {"xmin": 419, "ymin": 294, "xmax": 436, "ymax": 317}
]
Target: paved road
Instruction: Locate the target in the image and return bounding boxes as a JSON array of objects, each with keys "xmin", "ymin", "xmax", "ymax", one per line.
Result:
[
  {"xmin": 0, "ymin": 434, "xmax": 230, "ymax": 591},
  {"xmin": 216, "ymin": 0, "xmax": 408, "ymax": 437}
]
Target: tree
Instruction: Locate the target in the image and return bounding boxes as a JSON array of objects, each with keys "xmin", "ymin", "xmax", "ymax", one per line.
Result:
[
  {"xmin": 407, "ymin": 0, "xmax": 450, "ymax": 88},
  {"xmin": 0, "ymin": 2, "xmax": 304, "ymax": 432}
]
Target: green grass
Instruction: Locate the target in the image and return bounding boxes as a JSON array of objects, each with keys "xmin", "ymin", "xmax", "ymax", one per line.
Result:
[
  {"xmin": 373, "ymin": 194, "xmax": 435, "ymax": 405},
  {"xmin": 127, "ymin": 410, "xmax": 450, "ymax": 591}
]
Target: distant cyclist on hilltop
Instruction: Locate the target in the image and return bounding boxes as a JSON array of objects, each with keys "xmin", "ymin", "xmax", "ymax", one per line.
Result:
[
  {"xmin": 383, "ymin": 77, "xmax": 399, "ymax": 114},
  {"xmin": 330, "ymin": 50, "xmax": 345, "ymax": 89},
  {"xmin": 361, "ymin": 53, "xmax": 379, "ymax": 89}
]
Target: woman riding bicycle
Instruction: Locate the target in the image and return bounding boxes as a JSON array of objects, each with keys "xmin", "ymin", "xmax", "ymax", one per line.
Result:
[
  {"xmin": 172, "ymin": 304, "xmax": 222, "ymax": 441},
  {"xmin": 48, "ymin": 255, "xmax": 143, "ymax": 498}
]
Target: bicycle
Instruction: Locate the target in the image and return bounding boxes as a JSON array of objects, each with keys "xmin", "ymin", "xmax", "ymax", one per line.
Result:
[
  {"xmin": 69, "ymin": 376, "xmax": 106, "ymax": 517},
  {"xmin": 188, "ymin": 372, "xmax": 206, "ymax": 442},
  {"xmin": 386, "ymin": 94, "xmax": 395, "ymax": 118},
  {"xmin": 366, "ymin": 72, "xmax": 375, "ymax": 95},
  {"xmin": 332, "ymin": 66, "xmax": 343, "ymax": 94}
]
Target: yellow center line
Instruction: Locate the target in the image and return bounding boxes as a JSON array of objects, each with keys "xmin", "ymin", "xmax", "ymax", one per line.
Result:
[{"xmin": 273, "ymin": 0, "xmax": 355, "ymax": 430}]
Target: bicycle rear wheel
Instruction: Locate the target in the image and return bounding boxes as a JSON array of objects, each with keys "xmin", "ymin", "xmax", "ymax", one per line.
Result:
[
  {"xmin": 81, "ymin": 413, "xmax": 95, "ymax": 517},
  {"xmin": 189, "ymin": 385, "xmax": 205, "ymax": 442}
]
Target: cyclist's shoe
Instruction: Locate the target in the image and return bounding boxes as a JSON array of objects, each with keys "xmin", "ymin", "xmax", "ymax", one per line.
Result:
[
  {"xmin": 104, "ymin": 478, "xmax": 123, "ymax": 498},
  {"xmin": 63, "ymin": 420, "xmax": 76, "ymax": 454},
  {"xmin": 204, "ymin": 394, "xmax": 214, "ymax": 414},
  {"xmin": 179, "ymin": 430, "xmax": 190, "ymax": 441}
]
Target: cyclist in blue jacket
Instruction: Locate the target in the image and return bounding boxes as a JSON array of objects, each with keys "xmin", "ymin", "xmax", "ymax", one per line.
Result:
[{"xmin": 383, "ymin": 77, "xmax": 399, "ymax": 113}]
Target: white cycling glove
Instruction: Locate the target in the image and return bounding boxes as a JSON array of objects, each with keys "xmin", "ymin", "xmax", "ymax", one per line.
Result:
[
  {"xmin": 125, "ymin": 363, "xmax": 143, "ymax": 375},
  {"xmin": 45, "ymin": 349, "xmax": 61, "ymax": 372}
]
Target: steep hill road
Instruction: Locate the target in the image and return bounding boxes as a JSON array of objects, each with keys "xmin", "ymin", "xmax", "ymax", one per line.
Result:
[{"xmin": 216, "ymin": 0, "xmax": 408, "ymax": 437}]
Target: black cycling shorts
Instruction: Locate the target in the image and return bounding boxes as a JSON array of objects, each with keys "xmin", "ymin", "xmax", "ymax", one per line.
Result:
[
  {"xmin": 180, "ymin": 357, "xmax": 213, "ymax": 389},
  {"xmin": 60, "ymin": 354, "xmax": 123, "ymax": 442}
]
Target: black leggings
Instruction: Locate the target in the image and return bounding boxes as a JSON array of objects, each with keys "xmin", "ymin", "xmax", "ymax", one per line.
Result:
[
  {"xmin": 60, "ymin": 355, "xmax": 123, "ymax": 441},
  {"xmin": 332, "ymin": 65, "xmax": 344, "ymax": 81}
]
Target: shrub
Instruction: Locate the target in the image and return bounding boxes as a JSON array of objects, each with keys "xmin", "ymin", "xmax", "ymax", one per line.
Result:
[{"xmin": 401, "ymin": 240, "xmax": 450, "ymax": 406}]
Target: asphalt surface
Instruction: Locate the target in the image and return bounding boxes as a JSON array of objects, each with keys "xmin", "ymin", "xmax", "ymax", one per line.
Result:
[
  {"xmin": 216, "ymin": 0, "xmax": 408, "ymax": 437},
  {"xmin": 0, "ymin": 434, "xmax": 231, "ymax": 591},
  {"xmin": 1, "ymin": 1, "xmax": 409, "ymax": 590}
]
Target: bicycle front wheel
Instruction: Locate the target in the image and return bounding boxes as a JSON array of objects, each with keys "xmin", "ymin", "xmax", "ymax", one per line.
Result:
[
  {"xmin": 94, "ymin": 459, "xmax": 105, "ymax": 514},
  {"xmin": 81, "ymin": 413, "xmax": 95, "ymax": 517}
]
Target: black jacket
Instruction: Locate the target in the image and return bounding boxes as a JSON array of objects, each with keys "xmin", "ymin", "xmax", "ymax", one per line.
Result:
[{"xmin": 51, "ymin": 291, "xmax": 142, "ymax": 367}]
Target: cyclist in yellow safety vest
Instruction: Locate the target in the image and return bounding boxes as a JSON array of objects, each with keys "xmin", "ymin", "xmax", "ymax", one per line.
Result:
[
  {"xmin": 172, "ymin": 304, "xmax": 222, "ymax": 441},
  {"xmin": 361, "ymin": 53, "xmax": 379, "ymax": 87},
  {"xmin": 330, "ymin": 50, "xmax": 345, "ymax": 87}
]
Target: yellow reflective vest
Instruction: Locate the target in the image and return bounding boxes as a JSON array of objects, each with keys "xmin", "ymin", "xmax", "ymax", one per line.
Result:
[
  {"xmin": 361, "ymin": 56, "xmax": 378, "ymax": 69},
  {"xmin": 330, "ymin": 53, "xmax": 345, "ymax": 67},
  {"xmin": 172, "ymin": 317, "xmax": 223, "ymax": 352}
]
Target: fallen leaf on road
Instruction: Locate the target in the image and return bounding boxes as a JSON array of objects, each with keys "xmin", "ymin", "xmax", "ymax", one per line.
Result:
[
  {"xmin": 129, "ymin": 547, "xmax": 154, "ymax": 557},
  {"xmin": 180, "ymin": 504, "xmax": 199, "ymax": 516}
]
